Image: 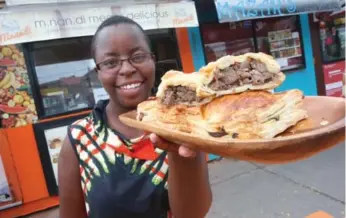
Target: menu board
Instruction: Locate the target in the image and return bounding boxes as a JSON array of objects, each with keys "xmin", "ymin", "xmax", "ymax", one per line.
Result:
[
  {"xmin": 0, "ymin": 44, "xmax": 38, "ymax": 128},
  {"xmin": 268, "ymin": 30, "xmax": 303, "ymax": 71}
]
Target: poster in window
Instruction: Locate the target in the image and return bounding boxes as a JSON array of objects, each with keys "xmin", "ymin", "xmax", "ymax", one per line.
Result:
[
  {"xmin": 0, "ymin": 44, "xmax": 38, "ymax": 128},
  {"xmin": 0, "ymin": 152, "xmax": 22, "ymax": 211},
  {"xmin": 323, "ymin": 61, "xmax": 345, "ymax": 98},
  {"xmin": 0, "ymin": 154, "xmax": 12, "ymax": 204},
  {"xmin": 43, "ymin": 126, "xmax": 67, "ymax": 185},
  {"xmin": 255, "ymin": 16, "xmax": 304, "ymax": 71},
  {"xmin": 33, "ymin": 114, "xmax": 86, "ymax": 195}
]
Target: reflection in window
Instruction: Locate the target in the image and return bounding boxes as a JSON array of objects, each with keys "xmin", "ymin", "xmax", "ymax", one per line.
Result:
[
  {"xmin": 317, "ymin": 12, "xmax": 345, "ymax": 63},
  {"xmin": 35, "ymin": 60, "xmax": 96, "ymax": 116},
  {"xmin": 201, "ymin": 21, "xmax": 255, "ymax": 62},
  {"xmin": 32, "ymin": 37, "xmax": 98, "ymax": 116}
]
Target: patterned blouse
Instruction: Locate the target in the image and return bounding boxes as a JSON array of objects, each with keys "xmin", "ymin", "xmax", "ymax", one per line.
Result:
[{"xmin": 68, "ymin": 100, "xmax": 170, "ymax": 218}]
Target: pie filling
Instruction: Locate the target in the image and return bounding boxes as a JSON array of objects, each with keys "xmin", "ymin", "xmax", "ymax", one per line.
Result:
[
  {"xmin": 209, "ymin": 60, "xmax": 277, "ymax": 91},
  {"xmin": 161, "ymin": 85, "xmax": 201, "ymax": 106}
]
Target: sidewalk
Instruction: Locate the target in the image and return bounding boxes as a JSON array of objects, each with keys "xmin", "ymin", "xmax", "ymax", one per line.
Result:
[
  {"xmin": 207, "ymin": 142, "xmax": 345, "ymax": 218},
  {"xmin": 27, "ymin": 143, "xmax": 345, "ymax": 218}
]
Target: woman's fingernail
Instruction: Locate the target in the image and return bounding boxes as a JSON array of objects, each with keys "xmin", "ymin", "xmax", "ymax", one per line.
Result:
[{"xmin": 149, "ymin": 133, "xmax": 157, "ymax": 143}]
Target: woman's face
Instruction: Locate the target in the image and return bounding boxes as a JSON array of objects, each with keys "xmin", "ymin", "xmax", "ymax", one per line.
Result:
[{"xmin": 94, "ymin": 24, "xmax": 155, "ymax": 110}]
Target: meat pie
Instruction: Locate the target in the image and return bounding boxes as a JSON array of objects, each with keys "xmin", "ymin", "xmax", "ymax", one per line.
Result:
[
  {"xmin": 199, "ymin": 52, "xmax": 286, "ymax": 95},
  {"xmin": 136, "ymin": 53, "xmax": 308, "ymax": 140}
]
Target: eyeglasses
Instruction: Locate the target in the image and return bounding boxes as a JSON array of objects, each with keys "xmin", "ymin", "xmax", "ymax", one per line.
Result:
[{"xmin": 96, "ymin": 53, "xmax": 154, "ymax": 71}]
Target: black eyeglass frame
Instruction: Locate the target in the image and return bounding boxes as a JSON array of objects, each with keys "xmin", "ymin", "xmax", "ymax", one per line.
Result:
[{"xmin": 95, "ymin": 52, "xmax": 156, "ymax": 71}]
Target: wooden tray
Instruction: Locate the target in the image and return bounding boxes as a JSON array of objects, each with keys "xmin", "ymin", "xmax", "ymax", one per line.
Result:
[{"xmin": 119, "ymin": 96, "xmax": 345, "ymax": 164}]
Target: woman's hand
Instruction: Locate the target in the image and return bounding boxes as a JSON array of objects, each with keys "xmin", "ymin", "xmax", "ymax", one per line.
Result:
[
  {"xmin": 149, "ymin": 133, "xmax": 197, "ymax": 158},
  {"xmin": 149, "ymin": 133, "xmax": 212, "ymax": 218}
]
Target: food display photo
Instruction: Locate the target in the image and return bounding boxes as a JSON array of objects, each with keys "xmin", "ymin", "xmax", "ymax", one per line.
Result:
[
  {"xmin": 120, "ymin": 52, "xmax": 345, "ymax": 164},
  {"xmin": 33, "ymin": 114, "xmax": 86, "ymax": 196},
  {"xmin": 0, "ymin": 44, "xmax": 37, "ymax": 128}
]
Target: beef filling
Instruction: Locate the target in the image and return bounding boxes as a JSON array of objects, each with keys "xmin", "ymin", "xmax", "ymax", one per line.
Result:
[
  {"xmin": 161, "ymin": 85, "xmax": 199, "ymax": 106},
  {"xmin": 209, "ymin": 60, "xmax": 276, "ymax": 91}
]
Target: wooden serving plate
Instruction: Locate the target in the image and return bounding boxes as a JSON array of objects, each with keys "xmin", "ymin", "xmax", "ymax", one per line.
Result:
[{"xmin": 119, "ymin": 96, "xmax": 345, "ymax": 164}]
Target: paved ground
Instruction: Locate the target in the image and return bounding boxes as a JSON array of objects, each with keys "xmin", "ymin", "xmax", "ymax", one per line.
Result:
[
  {"xmin": 27, "ymin": 143, "xmax": 345, "ymax": 218},
  {"xmin": 207, "ymin": 142, "xmax": 345, "ymax": 218}
]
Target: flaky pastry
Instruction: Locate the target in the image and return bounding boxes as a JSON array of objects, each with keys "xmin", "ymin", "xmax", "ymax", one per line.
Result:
[{"xmin": 137, "ymin": 90, "xmax": 307, "ymax": 139}]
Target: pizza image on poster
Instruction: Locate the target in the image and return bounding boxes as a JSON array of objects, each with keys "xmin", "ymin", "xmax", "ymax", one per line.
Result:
[
  {"xmin": 43, "ymin": 125, "xmax": 68, "ymax": 185},
  {"xmin": 0, "ymin": 44, "xmax": 38, "ymax": 128}
]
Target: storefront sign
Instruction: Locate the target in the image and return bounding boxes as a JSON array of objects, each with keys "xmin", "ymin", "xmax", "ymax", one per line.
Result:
[
  {"xmin": 323, "ymin": 60, "xmax": 345, "ymax": 97},
  {"xmin": 5, "ymin": 0, "xmax": 96, "ymax": 5},
  {"xmin": 5, "ymin": 0, "xmax": 173, "ymax": 6},
  {"xmin": 0, "ymin": 1, "xmax": 198, "ymax": 45},
  {"xmin": 214, "ymin": 0, "xmax": 343, "ymax": 23}
]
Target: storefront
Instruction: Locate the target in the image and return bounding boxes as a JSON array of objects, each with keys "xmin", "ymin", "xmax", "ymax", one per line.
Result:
[
  {"xmin": 0, "ymin": 1, "xmax": 211, "ymax": 217},
  {"xmin": 190, "ymin": 0, "xmax": 344, "ymax": 96},
  {"xmin": 309, "ymin": 10, "xmax": 345, "ymax": 97}
]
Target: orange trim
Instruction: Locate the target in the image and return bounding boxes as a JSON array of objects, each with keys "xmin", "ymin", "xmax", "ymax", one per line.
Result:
[
  {"xmin": 5, "ymin": 125, "xmax": 48, "ymax": 202},
  {"xmin": 0, "ymin": 197, "xmax": 59, "ymax": 218},
  {"xmin": 305, "ymin": 211, "xmax": 333, "ymax": 218},
  {"xmin": 39, "ymin": 110, "xmax": 91, "ymax": 123},
  {"xmin": 175, "ymin": 28, "xmax": 195, "ymax": 73}
]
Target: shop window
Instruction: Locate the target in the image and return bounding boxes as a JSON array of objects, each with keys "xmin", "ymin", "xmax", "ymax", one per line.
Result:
[
  {"xmin": 31, "ymin": 37, "xmax": 96, "ymax": 117},
  {"xmin": 201, "ymin": 20, "xmax": 255, "ymax": 62},
  {"xmin": 317, "ymin": 12, "xmax": 345, "ymax": 63},
  {"xmin": 200, "ymin": 15, "xmax": 305, "ymax": 72},
  {"xmin": 28, "ymin": 29, "xmax": 181, "ymax": 118}
]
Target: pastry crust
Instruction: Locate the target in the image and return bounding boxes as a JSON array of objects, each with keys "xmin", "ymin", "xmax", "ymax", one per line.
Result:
[
  {"xmin": 137, "ymin": 90, "xmax": 308, "ymax": 139},
  {"xmin": 199, "ymin": 53, "xmax": 286, "ymax": 96},
  {"xmin": 137, "ymin": 97, "xmax": 206, "ymax": 134},
  {"xmin": 200, "ymin": 89, "xmax": 307, "ymax": 139}
]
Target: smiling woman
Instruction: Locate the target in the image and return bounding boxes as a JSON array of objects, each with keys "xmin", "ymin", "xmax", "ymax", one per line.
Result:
[{"xmin": 58, "ymin": 15, "xmax": 212, "ymax": 218}]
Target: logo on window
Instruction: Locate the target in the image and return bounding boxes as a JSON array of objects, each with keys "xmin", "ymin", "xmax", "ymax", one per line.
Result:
[
  {"xmin": 0, "ymin": 19, "xmax": 32, "ymax": 44},
  {"xmin": 173, "ymin": 8, "xmax": 195, "ymax": 25}
]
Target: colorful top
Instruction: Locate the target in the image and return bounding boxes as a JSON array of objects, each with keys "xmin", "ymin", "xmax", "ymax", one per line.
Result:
[{"xmin": 68, "ymin": 100, "xmax": 170, "ymax": 218}]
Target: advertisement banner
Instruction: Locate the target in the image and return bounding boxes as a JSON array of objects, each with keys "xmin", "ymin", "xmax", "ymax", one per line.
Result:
[
  {"xmin": 0, "ymin": 1, "xmax": 198, "ymax": 45},
  {"xmin": 5, "ymin": 0, "xmax": 174, "ymax": 6},
  {"xmin": 214, "ymin": 0, "xmax": 343, "ymax": 23},
  {"xmin": 0, "ymin": 44, "xmax": 38, "ymax": 128},
  {"xmin": 5, "ymin": 0, "xmax": 97, "ymax": 6},
  {"xmin": 323, "ymin": 60, "xmax": 345, "ymax": 97}
]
